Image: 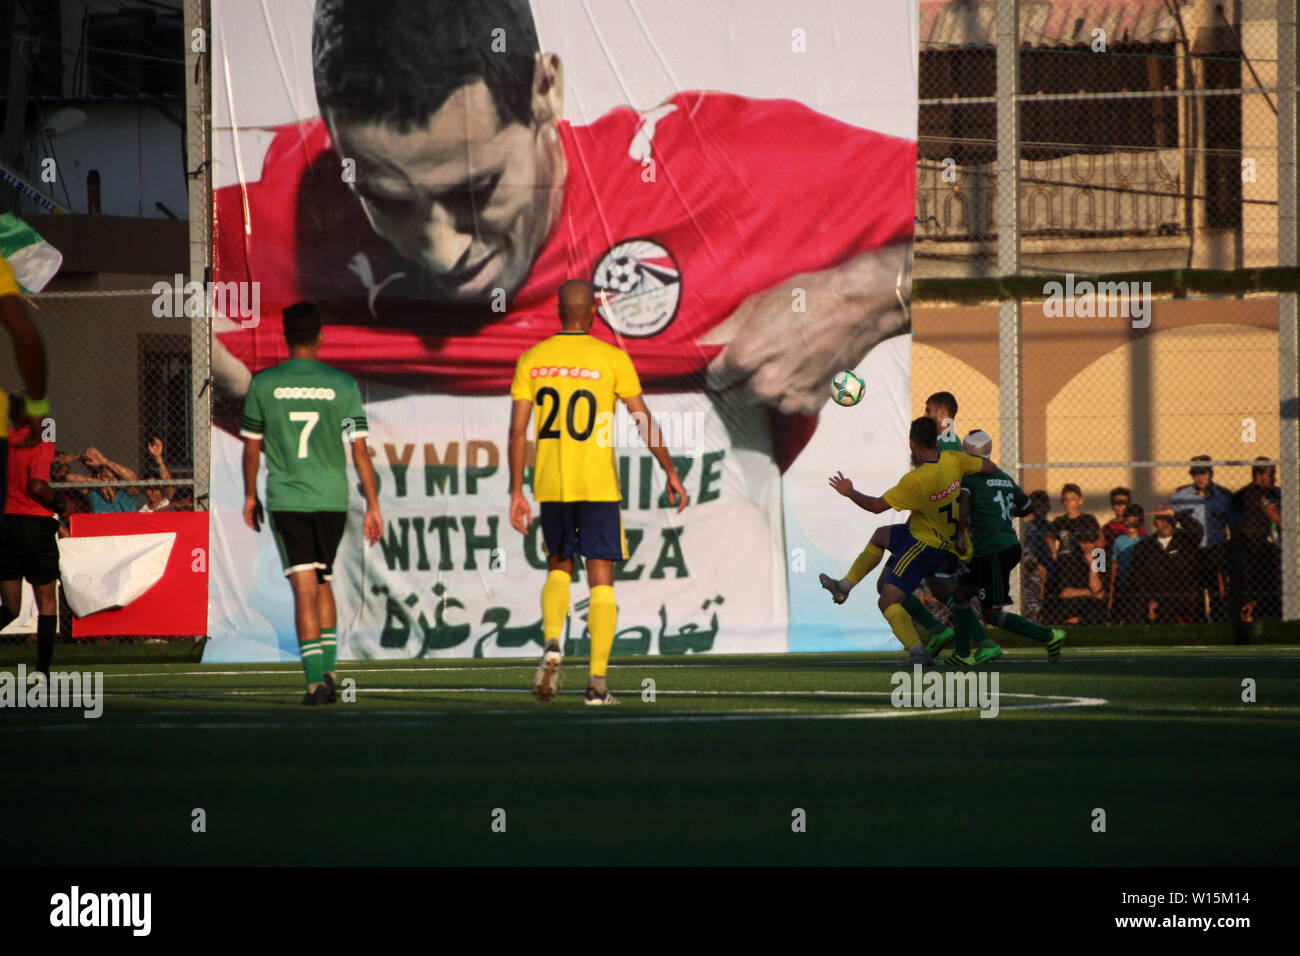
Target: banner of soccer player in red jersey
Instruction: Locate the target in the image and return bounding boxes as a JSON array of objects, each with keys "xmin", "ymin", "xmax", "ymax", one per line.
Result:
[{"xmin": 207, "ymin": 0, "xmax": 918, "ymax": 661}]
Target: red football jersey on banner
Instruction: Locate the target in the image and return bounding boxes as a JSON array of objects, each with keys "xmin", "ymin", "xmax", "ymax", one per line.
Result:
[{"xmin": 213, "ymin": 92, "xmax": 916, "ymax": 464}]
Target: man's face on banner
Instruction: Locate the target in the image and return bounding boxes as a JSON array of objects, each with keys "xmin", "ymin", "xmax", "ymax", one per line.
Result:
[{"xmin": 328, "ymin": 78, "xmax": 563, "ymax": 305}]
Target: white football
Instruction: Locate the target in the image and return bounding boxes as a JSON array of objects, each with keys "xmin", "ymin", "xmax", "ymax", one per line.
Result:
[{"xmin": 830, "ymin": 370, "xmax": 865, "ymax": 407}]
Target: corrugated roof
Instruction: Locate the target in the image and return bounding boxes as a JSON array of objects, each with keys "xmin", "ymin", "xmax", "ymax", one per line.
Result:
[{"xmin": 920, "ymin": 0, "xmax": 1185, "ymax": 49}]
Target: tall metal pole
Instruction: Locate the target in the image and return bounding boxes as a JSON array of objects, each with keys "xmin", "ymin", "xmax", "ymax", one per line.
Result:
[
  {"xmin": 1278, "ymin": 0, "xmax": 1299, "ymax": 621},
  {"xmin": 996, "ymin": 0, "xmax": 1023, "ymax": 601},
  {"xmin": 996, "ymin": 0, "xmax": 1021, "ymax": 472},
  {"xmin": 185, "ymin": 0, "xmax": 212, "ymax": 508}
]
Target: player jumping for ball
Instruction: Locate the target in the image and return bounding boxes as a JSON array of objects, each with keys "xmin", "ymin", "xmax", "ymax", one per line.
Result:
[
  {"xmin": 821, "ymin": 416, "xmax": 996, "ymax": 657},
  {"xmin": 240, "ymin": 302, "xmax": 383, "ymax": 704},
  {"xmin": 509, "ymin": 280, "xmax": 687, "ymax": 706},
  {"xmin": 928, "ymin": 429, "xmax": 1066, "ymax": 664}
]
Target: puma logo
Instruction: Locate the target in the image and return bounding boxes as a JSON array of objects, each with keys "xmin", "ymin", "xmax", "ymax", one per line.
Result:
[
  {"xmin": 627, "ymin": 103, "xmax": 678, "ymax": 162},
  {"xmin": 348, "ymin": 252, "xmax": 406, "ymax": 318}
]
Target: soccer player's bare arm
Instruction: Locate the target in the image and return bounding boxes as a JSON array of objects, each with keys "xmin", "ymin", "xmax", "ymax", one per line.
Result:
[
  {"xmin": 622, "ymin": 393, "xmax": 687, "ymax": 512},
  {"xmin": 827, "ymin": 471, "xmax": 891, "ymax": 513},
  {"xmin": 26, "ymin": 475, "xmax": 55, "ymax": 510},
  {"xmin": 507, "ymin": 398, "xmax": 533, "ymax": 532},
  {"xmin": 241, "ymin": 436, "xmax": 263, "ymax": 531},
  {"xmin": 956, "ymin": 487, "xmax": 971, "ymax": 555},
  {"xmin": 0, "ymin": 256, "xmax": 48, "ymax": 404},
  {"xmin": 351, "ymin": 436, "xmax": 383, "ymax": 545}
]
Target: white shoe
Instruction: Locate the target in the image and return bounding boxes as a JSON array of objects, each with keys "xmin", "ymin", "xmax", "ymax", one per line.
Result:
[
  {"xmin": 583, "ymin": 687, "xmax": 619, "ymax": 707},
  {"xmin": 819, "ymin": 573, "xmax": 850, "ymax": 605},
  {"xmin": 532, "ymin": 648, "xmax": 563, "ymax": 702}
]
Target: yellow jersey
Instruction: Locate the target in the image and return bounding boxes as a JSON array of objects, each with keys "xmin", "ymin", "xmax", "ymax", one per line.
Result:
[
  {"xmin": 883, "ymin": 449, "xmax": 985, "ymax": 555},
  {"xmin": 0, "ymin": 390, "xmax": 8, "ymax": 437},
  {"xmin": 510, "ymin": 331, "xmax": 642, "ymax": 502}
]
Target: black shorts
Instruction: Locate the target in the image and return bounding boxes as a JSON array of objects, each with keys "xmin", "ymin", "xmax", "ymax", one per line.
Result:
[
  {"xmin": 269, "ymin": 511, "xmax": 347, "ymax": 582},
  {"xmin": 962, "ymin": 543, "xmax": 1021, "ymax": 609},
  {"xmin": 933, "ymin": 551, "xmax": 962, "ymax": 579},
  {"xmin": 539, "ymin": 501, "xmax": 627, "ymax": 562},
  {"xmin": 0, "ymin": 514, "xmax": 61, "ymax": 586}
]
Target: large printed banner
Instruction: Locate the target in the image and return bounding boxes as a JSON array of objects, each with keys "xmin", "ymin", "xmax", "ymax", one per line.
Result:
[{"xmin": 208, "ymin": 0, "xmax": 919, "ymax": 661}]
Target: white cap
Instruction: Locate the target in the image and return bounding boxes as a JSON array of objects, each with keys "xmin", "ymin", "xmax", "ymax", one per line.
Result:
[{"xmin": 963, "ymin": 430, "xmax": 993, "ymax": 458}]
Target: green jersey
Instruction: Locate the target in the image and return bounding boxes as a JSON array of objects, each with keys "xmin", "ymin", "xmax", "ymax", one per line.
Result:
[
  {"xmin": 937, "ymin": 426, "xmax": 962, "ymax": 453},
  {"xmin": 239, "ymin": 358, "xmax": 368, "ymax": 511},
  {"xmin": 961, "ymin": 467, "xmax": 1028, "ymax": 557}
]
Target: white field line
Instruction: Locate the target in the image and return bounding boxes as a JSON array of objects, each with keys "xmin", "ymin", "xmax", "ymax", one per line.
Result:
[
  {"xmin": 44, "ymin": 651, "xmax": 1300, "ymax": 680},
  {"xmin": 0, "ymin": 688, "xmax": 1110, "ymax": 731}
]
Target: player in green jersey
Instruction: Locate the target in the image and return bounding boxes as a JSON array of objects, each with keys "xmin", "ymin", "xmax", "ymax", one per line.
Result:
[
  {"xmin": 240, "ymin": 302, "xmax": 383, "ymax": 704},
  {"xmin": 929, "ymin": 429, "xmax": 1066, "ymax": 665}
]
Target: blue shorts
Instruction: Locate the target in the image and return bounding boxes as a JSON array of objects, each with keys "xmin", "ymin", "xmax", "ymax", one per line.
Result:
[
  {"xmin": 880, "ymin": 523, "xmax": 950, "ymax": 593},
  {"xmin": 539, "ymin": 501, "xmax": 628, "ymax": 562}
]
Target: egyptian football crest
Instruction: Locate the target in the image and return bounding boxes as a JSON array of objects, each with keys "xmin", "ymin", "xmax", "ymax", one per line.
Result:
[{"xmin": 592, "ymin": 239, "xmax": 681, "ymax": 337}]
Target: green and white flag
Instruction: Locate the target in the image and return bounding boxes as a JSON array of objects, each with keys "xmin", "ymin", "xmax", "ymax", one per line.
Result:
[{"xmin": 0, "ymin": 212, "xmax": 63, "ymax": 293}]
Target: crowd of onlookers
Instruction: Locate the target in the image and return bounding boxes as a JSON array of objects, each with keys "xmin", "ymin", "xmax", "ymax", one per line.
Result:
[
  {"xmin": 1019, "ymin": 456, "xmax": 1284, "ymax": 626},
  {"xmin": 48, "ymin": 437, "xmax": 193, "ymax": 535}
]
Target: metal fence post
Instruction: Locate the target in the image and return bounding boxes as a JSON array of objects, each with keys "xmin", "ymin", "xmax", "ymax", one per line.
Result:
[
  {"xmin": 185, "ymin": 0, "xmax": 212, "ymax": 508},
  {"xmin": 1278, "ymin": 0, "xmax": 1299, "ymax": 621},
  {"xmin": 997, "ymin": 0, "xmax": 1023, "ymax": 600}
]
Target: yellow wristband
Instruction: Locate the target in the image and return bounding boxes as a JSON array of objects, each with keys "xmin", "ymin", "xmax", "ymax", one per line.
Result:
[{"xmin": 24, "ymin": 395, "xmax": 50, "ymax": 418}]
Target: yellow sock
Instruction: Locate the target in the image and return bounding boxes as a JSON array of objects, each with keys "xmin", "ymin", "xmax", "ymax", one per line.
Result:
[
  {"xmin": 883, "ymin": 603, "xmax": 920, "ymax": 651},
  {"xmin": 587, "ymin": 585, "xmax": 617, "ymax": 678},
  {"xmin": 541, "ymin": 569, "xmax": 571, "ymax": 645},
  {"xmin": 846, "ymin": 542, "xmax": 885, "ymax": 585},
  {"xmin": 912, "ymin": 618, "xmax": 931, "ymax": 646}
]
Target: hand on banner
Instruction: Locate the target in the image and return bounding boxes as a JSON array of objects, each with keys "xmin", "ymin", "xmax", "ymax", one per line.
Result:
[
  {"xmin": 704, "ymin": 244, "xmax": 909, "ymax": 415},
  {"xmin": 510, "ymin": 490, "xmax": 532, "ymax": 535}
]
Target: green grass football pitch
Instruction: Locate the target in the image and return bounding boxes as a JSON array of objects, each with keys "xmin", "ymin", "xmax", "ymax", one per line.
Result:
[{"xmin": 6, "ymin": 645, "xmax": 1299, "ymax": 865}]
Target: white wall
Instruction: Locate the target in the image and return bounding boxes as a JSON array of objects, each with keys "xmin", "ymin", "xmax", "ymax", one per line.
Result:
[{"xmin": 20, "ymin": 101, "xmax": 189, "ymax": 219}]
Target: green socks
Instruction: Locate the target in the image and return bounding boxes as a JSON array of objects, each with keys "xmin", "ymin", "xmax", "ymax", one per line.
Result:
[
  {"xmin": 952, "ymin": 605, "xmax": 976, "ymax": 657},
  {"xmin": 993, "ymin": 610, "xmax": 1053, "ymax": 643},
  {"xmin": 902, "ymin": 593, "xmax": 944, "ymax": 634},
  {"xmin": 320, "ymin": 628, "xmax": 338, "ymax": 674},
  {"xmin": 300, "ymin": 638, "xmax": 324, "ymax": 686}
]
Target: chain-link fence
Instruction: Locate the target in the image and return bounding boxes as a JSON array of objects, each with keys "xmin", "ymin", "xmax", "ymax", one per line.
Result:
[
  {"xmin": 917, "ymin": 0, "xmax": 1289, "ymax": 272},
  {"xmin": 0, "ymin": 289, "xmax": 203, "ymax": 648},
  {"xmin": 914, "ymin": 289, "xmax": 1287, "ymax": 628},
  {"xmin": 913, "ymin": 0, "xmax": 1298, "ymax": 632}
]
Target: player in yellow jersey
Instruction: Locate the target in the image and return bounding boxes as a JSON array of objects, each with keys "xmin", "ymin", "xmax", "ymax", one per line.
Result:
[
  {"xmin": 508, "ymin": 280, "xmax": 688, "ymax": 705},
  {"xmin": 821, "ymin": 416, "xmax": 996, "ymax": 661}
]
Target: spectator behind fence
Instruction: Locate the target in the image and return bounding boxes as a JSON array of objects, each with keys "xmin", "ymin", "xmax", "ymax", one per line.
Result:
[
  {"xmin": 1131, "ymin": 506, "xmax": 1204, "ymax": 624},
  {"xmin": 1230, "ymin": 457, "xmax": 1282, "ymax": 622},
  {"xmin": 1109, "ymin": 502, "xmax": 1146, "ymax": 624},
  {"xmin": 137, "ymin": 438, "xmax": 175, "ymax": 513},
  {"xmin": 1101, "ymin": 486, "xmax": 1140, "ymax": 551},
  {"xmin": 1043, "ymin": 483, "xmax": 1105, "ymax": 626},
  {"xmin": 55, "ymin": 446, "xmax": 142, "ymax": 513},
  {"xmin": 48, "ymin": 456, "xmax": 88, "ymax": 537},
  {"xmin": 1168, "ymin": 455, "xmax": 1232, "ymax": 622},
  {"xmin": 1019, "ymin": 490, "xmax": 1052, "ymax": 623}
]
